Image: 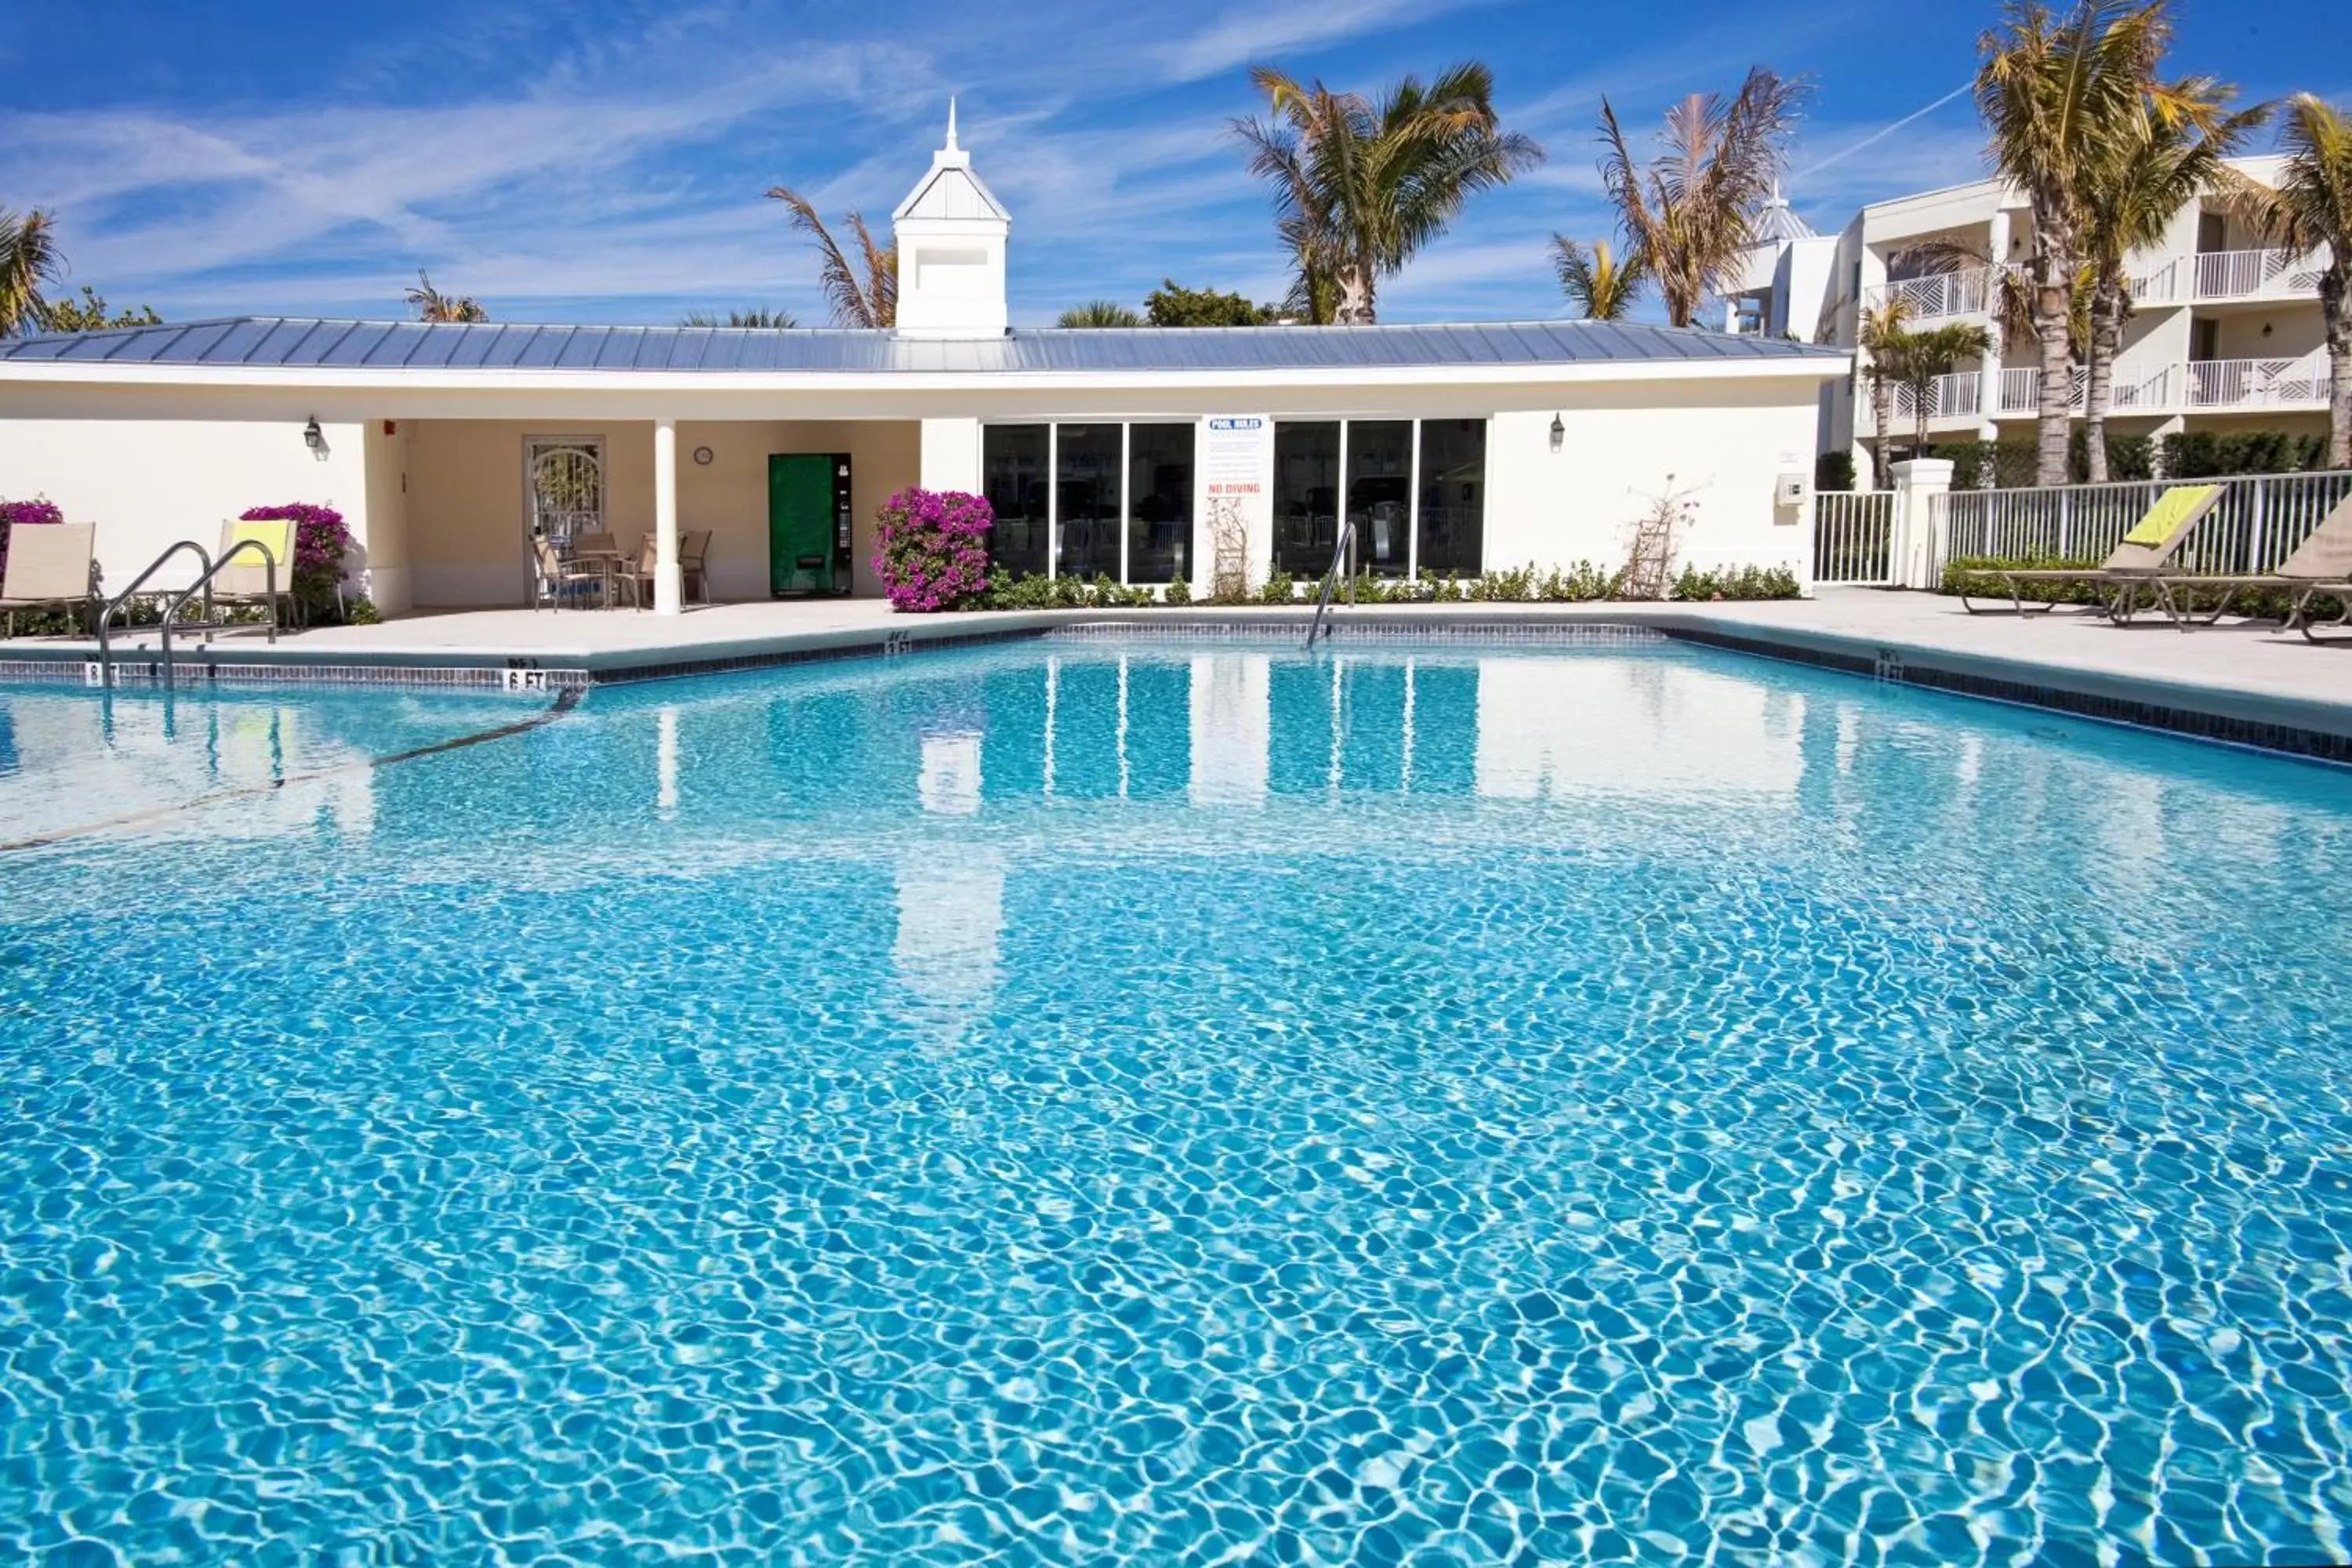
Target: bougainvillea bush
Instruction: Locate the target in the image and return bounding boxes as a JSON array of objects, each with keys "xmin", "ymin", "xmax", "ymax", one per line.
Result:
[
  {"xmin": 240, "ymin": 503, "xmax": 351, "ymax": 622},
  {"xmin": 872, "ymin": 487, "xmax": 993, "ymax": 612},
  {"xmin": 0, "ymin": 496, "xmax": 65, "ymax": 583}
]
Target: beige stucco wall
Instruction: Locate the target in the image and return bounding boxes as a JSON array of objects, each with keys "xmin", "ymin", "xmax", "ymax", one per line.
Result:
[
  {"xmin": 361, "ymin": 419, "xmax": 412, "ymax": 614},
  {"xmin": 0, "ymin": 413, "xmax": 370, "ymax": 597}
]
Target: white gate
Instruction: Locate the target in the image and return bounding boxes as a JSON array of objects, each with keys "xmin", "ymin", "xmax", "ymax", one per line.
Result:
[{"xmin": 1811, "ymin": 491, "xmax": 1896, "ymax": 585}]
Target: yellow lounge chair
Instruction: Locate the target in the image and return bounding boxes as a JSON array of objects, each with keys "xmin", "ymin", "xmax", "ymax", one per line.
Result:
[{"xmin": 1957, "ymin": 484, "xmax": 2225, "ymax": 619}]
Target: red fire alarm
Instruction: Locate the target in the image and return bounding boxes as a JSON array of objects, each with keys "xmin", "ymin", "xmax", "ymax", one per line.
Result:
[{"xmin": 383, "ymin": 419, "xmax": 397, "ymax": 435}]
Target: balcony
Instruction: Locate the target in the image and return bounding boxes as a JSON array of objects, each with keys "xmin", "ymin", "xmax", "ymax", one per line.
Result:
[
  {"xmin": 1892, "ymin": 370, "xmax": 1984, "ymax": 422},
  {"xmin": 1866, "ymin": 267, "xmax": 1992, "ymax": 322},
  {"xmin": 2191, "ymin": 248, "xmax": 2324, "ymax": 302},
  {"xmin": 1986, "ymin": 354, "xmax": 2327, "ymax": 416}
]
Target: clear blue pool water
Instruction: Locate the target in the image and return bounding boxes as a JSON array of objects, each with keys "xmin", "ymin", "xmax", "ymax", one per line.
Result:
[{"xmin": 2, "ymin": 637, "xmax": 2350, "ymax": 1565}]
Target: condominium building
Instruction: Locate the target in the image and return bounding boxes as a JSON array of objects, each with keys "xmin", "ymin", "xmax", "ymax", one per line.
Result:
[{"xmin": 1727, "ymin": 156, "xmax": 2334, "ymax": 477}]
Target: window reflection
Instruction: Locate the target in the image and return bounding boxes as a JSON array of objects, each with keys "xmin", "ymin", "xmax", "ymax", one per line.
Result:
[
  {"xmin": 1346, "ymin": 421, "xmax": 1412, "ymax": 578},
  {"xmin": 1054, "ymin": 424, "xmax": 1121, "ymax": 579},
  {"xmin": 1126, "ymin": 424, "xmax": 1194, "ymax": 584},
  {"xmin": 1272, "ymin": 422, "xmax": 1340, "ymax": 579},
  {"xmin": 1417, "ymin": 420, "xmax": 1486, "ymax": 577},
  {"xmin": 982, "ymin": 425, "xmax": 1049, "ymax": 579}
]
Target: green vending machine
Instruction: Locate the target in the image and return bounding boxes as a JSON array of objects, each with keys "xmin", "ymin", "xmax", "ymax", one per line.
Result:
[{"xmin": 768, "ymin": 452, "xmax": 853, "ymax": 596}]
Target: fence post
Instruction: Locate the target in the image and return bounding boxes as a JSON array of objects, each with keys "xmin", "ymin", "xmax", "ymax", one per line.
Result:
[
  {"xmin": 1889, "ymin": 459, "xmax": 1955, "ymax": 590},
  {"xmin": 2248, "ymin": 475, "xmax": 2268, "ymax": 574}
]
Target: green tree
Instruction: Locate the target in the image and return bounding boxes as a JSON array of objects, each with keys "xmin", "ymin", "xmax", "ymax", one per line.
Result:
[
  {"xmin": 1856, "ymin": 296, "xmax": 1915, "ymax": 487},
  {"xmin": 1235, "ymin": 61, "xmax": 1541, "ymax": 325},
  {"xmin": 1144, "ymin": 279, "xmax": 1279, "ymax": 326},
  {"xmin": 2077, "ymin": 78, "xmax": 2265, "ymax": 479},
  {"xmin": 1975, "ymin": 0, "xmax": 2212, "ymax": 485},
  {"xmin": 2241, "ymin": 95, "xmax": 2352, "ymax": 467},
  {"xmin": 1548, "ymin": 236, "xmax": 1645, "ymax": 320},
  {"xmin": 1896, "ymin": 321, "xmax": 1997, "ymax": 450},
  {"xmin": 38, "ymin": 285, "xmax": 162, "ymax": 332},
  {"xmin": 1055, "ymin": 300, "xmax": 1142, "ymax": 327},
  {"xmin": 405, "ymin": 269, "xmax": 487, "ymax": 322},
  {"xmin": 679, "ymin": 308, "xmax": 797, "ymax": 328},
  {"xmin": 0, "ymin": 207, "xmax": 64, "ymax": 335},
  {"xmin": 764, "ymin": 185, "xmax": 895, "ymax": 328},
  {"xmin": 1596, "ymin": 68, "xmax": 1807, "ymax": 328}
]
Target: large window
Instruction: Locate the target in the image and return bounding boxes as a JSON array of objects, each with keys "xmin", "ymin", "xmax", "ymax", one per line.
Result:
[
  {"xmin": 1272, "ymin": 422, "xmax": 1340, "ymax": 579},
  {"xmin": 1126, "ymin": 424, "xmax": 1194, "ymax": 584},
  {"xmin": 1054, "ymin": 425, "xmax": 1121, "ymax": 579},
  {"xmin": 983, "ymin": 423, "xmax": 1198, "ymax": 585},
  {"xmin": 1417, "ymin": 420, "xmax": 1486, "ymax": 576},
  {"xmin": 982, "ymin": 425, "xmax": 1049, "ymax": 579},
  {"xmin": 1346, "ymin": 420, "xmax": 1412, "ymax": 578}
]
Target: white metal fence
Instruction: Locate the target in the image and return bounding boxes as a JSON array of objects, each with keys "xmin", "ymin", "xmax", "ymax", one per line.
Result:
[
  {"xmin": 1813, "ymin": 491, "xmax": 1897, "ymax": 584},
  {"xmin": 1933, "ymin": 469, "xmax": 2352, "ymax": 579}
]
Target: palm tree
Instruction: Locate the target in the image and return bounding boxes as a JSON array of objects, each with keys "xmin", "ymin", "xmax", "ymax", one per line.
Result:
[
  {"xmin": 1595, "ymin": 68, "xmax": 1807, "ymax": 328},
  {"xmin": 1857, "ymin": 297, "xmax": 1915, "ymax": 486},
  {"xmin": 765, "ymin": 186, "xmax": 895, "ymax": 328},
  {"xmin": 1236, "ymin": 62, "xmax": 1542, "ymax": 325},
  {"xmin": 2076, "ymin": 78, "xmax": 2265, "ymax": 479},
  {"xmin": 0, "ymin": 207, "xmax": 64, "ymax": 336},
  {"xmin": 1975, "ymin": 0, "xmax": 2198, "ymax": 485},
  {"xmin": 1549, "ymin": 236, "xmax": 1645, "ymax": 320},
  {"xmin": 1897, "ymin": 321, "xmax": 1998, "ymax": 450},
  {"xmin": 1056, "ymin": 301, "xmax": 1142, "ymax": 328},
  {"xmin": 679, "ymin": 308, "xmax": 797, "ymax": 328},
  {"xmin": 2241, "ymin": 95, "xmax": 2352, "ymax": 467},
  {"xmin": 405, "ymin": 270, "xmax": 488, "ymax": 322}
]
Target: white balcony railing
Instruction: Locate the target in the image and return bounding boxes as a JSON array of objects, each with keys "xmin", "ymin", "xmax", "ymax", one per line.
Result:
[
  {"xmin": 1991, "ymin": 358, "xmax": 2320, "ymax": 415},
  {"xmin": 2192, "ymin": 248, "xmax": 2324, "ymax": 301},
  {"xmin": 1870, "ymin": 267, "xmax": 1994, "ymax": 321},
  {"xmin": 2184, "ymin": 356, "xmax": 2331, "ymax": 408},
  {"xmin": 1891, "ymin": 369, "xmax": 1984, "ymax": 422}
]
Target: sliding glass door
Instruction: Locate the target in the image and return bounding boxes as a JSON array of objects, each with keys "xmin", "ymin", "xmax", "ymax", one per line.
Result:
[
  {"xmin": 1126, "ymin": 424, "xmax": 1193, "ymax": 584},
  {"xmin": 1345, "ymin": 420, "xmax": 1412, "ymax": 578},
  {"xmin": 981, "ymin": 425, "xmax": 1050, "ymax": 579}
]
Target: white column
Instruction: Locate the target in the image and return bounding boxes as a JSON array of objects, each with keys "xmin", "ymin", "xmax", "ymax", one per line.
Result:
[
  {"xmin": 920, "ymin": 418, "xmax": 982, "ymax": 492},
  {"xmin": 653, "ymin": 417, "xmax": 682, "ymax": 615},
  {"xmin": 1982, "ymin": 209, "xmax": 2013, "ymax": 423},
  {"xmin": 1889, "ymin": 457, "xmax": 1955, "ymax": 590}
]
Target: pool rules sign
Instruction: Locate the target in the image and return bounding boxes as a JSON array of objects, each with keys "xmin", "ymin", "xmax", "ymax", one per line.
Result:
[{"xmin": 1202, "ymin": 416, "xmax": 1271, "ymax": 595}]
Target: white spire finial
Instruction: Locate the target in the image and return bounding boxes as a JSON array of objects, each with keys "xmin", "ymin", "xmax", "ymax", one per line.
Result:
[{"xmin": 946, "ymin": 98, "xmax": 959, "ymax": 151}]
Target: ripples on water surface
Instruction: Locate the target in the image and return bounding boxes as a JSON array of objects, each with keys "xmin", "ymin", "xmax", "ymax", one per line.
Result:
[{"xmin": 2, "ymin": 641, "xmax": 2349, "ymax": 1565}]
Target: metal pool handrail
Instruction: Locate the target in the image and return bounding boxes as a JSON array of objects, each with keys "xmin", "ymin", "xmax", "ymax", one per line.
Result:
[
  {"xmin": 96, "ymin": 538, "xmax": 212, "ymax": 688},
  {"xmin": 1306, "ymin": 514, "xmax": 1359, "ymax": 648}
]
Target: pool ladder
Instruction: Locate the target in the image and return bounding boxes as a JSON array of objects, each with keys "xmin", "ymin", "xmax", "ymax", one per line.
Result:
[
  {"xmin": 1305, "ymin": 514, "xmax": 1358, "ymax": 648},
  {"xmin": 94, "ymin": 537, "xmax": 285, "ymax": 688}
]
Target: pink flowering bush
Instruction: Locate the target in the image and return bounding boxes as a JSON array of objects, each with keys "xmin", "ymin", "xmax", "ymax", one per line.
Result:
[
  {"xmin": 873, "ymin": 487, "xmax": 993, "ymax": 612},
  {"xmin": 0, "ymin": 496, "xmax": 65, "ymax": 583},
  {"xmin": 241, "ymin": 502, "xmax": 353, "ymax": 622}
]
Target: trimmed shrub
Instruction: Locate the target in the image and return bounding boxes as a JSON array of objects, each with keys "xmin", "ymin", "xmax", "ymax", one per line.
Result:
[
  {"xmin": 872, "ymin": 487, "xmax": 994, "ymax": 612},
  {"xmin": 1162, "ymin": 574, "xmax": 1192, "ymax": 605},
  {"xmin": 1671, "ymin": 564, "xmax": 1803, "ymax": 601},
  {"xmin": 2160, "ymin": 429, "xmax": 2331, "ymax": 477},
  {"xmin": 1813, "ymin": 451, "xmax": 1856, "ymax": 493}
]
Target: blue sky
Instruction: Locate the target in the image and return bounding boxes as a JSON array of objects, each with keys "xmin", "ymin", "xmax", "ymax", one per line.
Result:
[{"xmin": 3, "ymin": 0, "xmax": 2341, "ymax": 328}]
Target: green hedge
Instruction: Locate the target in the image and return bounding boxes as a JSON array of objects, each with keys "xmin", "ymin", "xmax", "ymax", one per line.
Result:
[
  {"xmin": 970, "ymin": 561, "xmax": 1802, "ymax": 609},
  {"xmin": 1918, "ymin": 427, "xmax": 2332, "ymax": 488}
]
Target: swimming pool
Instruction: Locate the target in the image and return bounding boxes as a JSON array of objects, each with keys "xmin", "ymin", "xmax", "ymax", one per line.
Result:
[{"xmin": 3, "ymin": 636, "xmax": 2348, "ymax": 1563}]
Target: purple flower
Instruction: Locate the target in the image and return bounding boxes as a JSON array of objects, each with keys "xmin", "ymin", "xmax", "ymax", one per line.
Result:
[{"xmin": 872, "ymin": 488, "xmax": 994, "ymax": 613}]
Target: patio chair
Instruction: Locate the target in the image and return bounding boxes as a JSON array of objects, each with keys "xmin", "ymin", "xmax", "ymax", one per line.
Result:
[
  {"xmin": 1956, "ymin": 484, "xmax": 2225, "ymax": 619},
  {"xmin": 210, "ymin": 518, "xmax": 301, "ymax": 629},
  {"xmin": 680, "ymin": 530, "xmax": 713, "ymax": 604},
  {"xmin": 532, "ymin": 536, "xmax": 606, "ymax": 611},
  {"xmin": 612, "ymin": 533, "xmax": 658, "ymax": 610},
  {"xmin": 0, "ymin": 522, "xmax": 99, "ymax": 637},
  {"xmin": 2143, "ymin": 491, "xmax": 2352, "ymax": 640}
]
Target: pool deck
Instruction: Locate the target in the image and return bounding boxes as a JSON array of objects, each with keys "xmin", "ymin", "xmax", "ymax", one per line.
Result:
[{"xmin": 4, "ymin": 590, "xmax": 2348, "ymax": 760}]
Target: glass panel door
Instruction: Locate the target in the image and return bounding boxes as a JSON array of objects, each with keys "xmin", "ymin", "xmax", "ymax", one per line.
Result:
[
  {"xmin": 1417, "ymin": 420, "xmax": 1486, "ymax": 577},
  {"xmin": 1272, "ymin": 422, "xmax": 1339, "ymax": 579},
  {"xmin": 525, "ymin": 437, "xmax": 604, "ymax": 552},
  {"xmin": 1054, "ymin": 425, "xmax": 1121, "ymax": 579},
  {"xmin": 1125, "ymin": 423, "xmax": 1194, "ymax": 584},
  {"xmin": 982, "ymin": 425, "xmax": 1050, "ymax": 579},
  {"xmin": 1345, "ymin": 420, "xmax": 1412, "ymax": 578}
]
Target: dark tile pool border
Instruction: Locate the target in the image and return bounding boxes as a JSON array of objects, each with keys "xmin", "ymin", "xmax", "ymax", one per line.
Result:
[{"xmin": 6, "ymin": 614, "xmax": 2348, "ymax": 764}]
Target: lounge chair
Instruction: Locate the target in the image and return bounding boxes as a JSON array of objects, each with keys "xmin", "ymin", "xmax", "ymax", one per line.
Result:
[
  {"xmin": 1957, "ymin": 484, "xmax": 2224, "ymax": 618},
  {"xmin": 612, "ymin": 533, "xmax": 659, "ymax": 610},
  {"xmin": 0, "ymin": 522, "xmax": 99, "ymax": 637},
  {"xmin": 210, "ymin": 518, "xmax": 300, "ymax": 629},
  {"xmin": 2144, "ymin": 491, "xmax": 2352, "ymax": 639}
]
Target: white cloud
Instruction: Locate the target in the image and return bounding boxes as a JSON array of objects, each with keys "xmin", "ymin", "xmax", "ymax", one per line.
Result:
[{"xmin": 1156, "ymin": 0, "xmax": 1488, "ymax": 83}]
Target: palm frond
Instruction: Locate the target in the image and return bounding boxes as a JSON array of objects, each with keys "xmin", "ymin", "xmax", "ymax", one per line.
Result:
[
  {"xmin": 0, "ymin": 208, "xmax": 67, "ymax": 335},
  {"xmin": 766, "ymin": 185, "xmax": 893, "ymax": 328},
  {"xmin": 1550, "ymin": 236, "xmax": 1645, "ymax": 319}
]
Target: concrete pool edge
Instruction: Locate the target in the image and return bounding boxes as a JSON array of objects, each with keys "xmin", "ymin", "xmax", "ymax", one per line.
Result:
[{"xmin": 2, "ymin": 605, "xmax": 2347, "ymax": 764}]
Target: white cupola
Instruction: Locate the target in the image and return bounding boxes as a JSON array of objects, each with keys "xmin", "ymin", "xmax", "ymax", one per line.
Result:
[{"xmin": 891, "ymin": 101, "xmax": 1011, "ymax": 338}]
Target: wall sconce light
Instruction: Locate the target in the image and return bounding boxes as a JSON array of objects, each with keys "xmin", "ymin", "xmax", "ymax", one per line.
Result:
[
  {"xmin": 1549, "ymin": 414, "xmax": 1565, "ymax": 452},
  {"xmin": 303, "ymin": 417, "xmax": 327, "ymax": 459},
  {"xmin": 2262, "ymin": 321, "xmax": 2274, "ymax": 338}
]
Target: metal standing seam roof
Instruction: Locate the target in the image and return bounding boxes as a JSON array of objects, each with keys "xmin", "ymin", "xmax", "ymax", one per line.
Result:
[{"xmin": 0, "ymin": 317, "xmax": 1849, "ymax": 374}]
